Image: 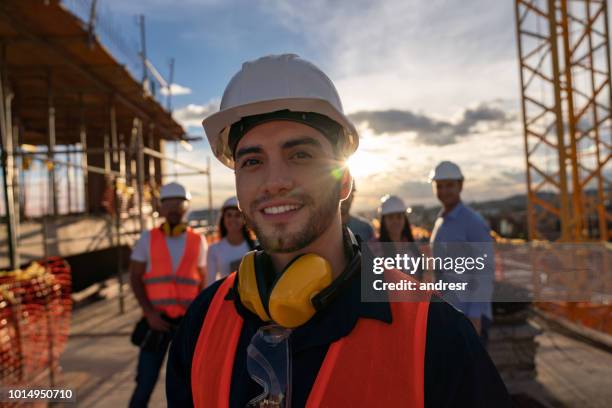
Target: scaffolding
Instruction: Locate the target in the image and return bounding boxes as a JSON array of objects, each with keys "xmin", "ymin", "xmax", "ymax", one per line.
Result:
[
  {"xmin": 0, "ymin": 0, "xmax": 213, "ymax": 310},
  {"xmin": 514, "ymin": 0, "xmax": 612, "ymax": 241}
]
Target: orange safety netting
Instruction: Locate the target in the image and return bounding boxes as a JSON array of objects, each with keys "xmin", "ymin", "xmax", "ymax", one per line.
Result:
[
  {"xmin": 535, "ymin": 301, "xmax": 612, "ymax": 335},
  {"xmin": 0, "ymin": 257, "xmax": 72, "ymax": 387}
]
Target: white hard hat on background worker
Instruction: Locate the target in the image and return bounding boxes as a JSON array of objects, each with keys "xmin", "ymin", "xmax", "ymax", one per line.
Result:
[
  {"xmin": 202, "ymin": 54, "xmax": 359, "ymax": 168},
  {"xmin": 378, "ymin": 195, "xmax": 412, "ymax": 215},
  {"xmin": 221, "ymin": 196, "xmax": 239, "ymax": 210},
  {"xmin": 159, "ymin": 182, "xmax": 191, "ymax": 201},
  {"xmin": 428, "ymin": 161, "xmax": 464, "ymax": 182}
]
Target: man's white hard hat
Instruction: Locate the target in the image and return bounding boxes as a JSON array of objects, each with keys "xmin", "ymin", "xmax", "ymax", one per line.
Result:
[
  {"xmin": 160, "ymin": 182, "xmax": 191, "ymax": 201},
  {"xmin": 202, "ymin": 54, "xmax": 359, "ymax": 168},
  {"xmin": 379, "ymin": 195, "xmax": 411, "ymax": 216},
  {"xmin": 428, "ymin": 161, "xmax": 464, "ymax": 182},
  {"xmin": 222, "ymin": 196, "xmax": 239, "ymax": 210}
]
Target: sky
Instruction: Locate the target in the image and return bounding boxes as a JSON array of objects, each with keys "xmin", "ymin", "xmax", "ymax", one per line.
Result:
[{"xmin": 67, "ymin": 0, "xmax": 555, "ymax": 212}]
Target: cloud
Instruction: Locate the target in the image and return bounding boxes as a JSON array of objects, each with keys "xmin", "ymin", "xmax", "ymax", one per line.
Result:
[
  {"xmin": 349, "ymin": 102, "xmax": 513, "ymax": 146},
  {"xmin": 256, "ymin": 0, "xmax": 520, "ymax": 118},
  {"xmin": 259, "ymin": 0, "xmax": 516, "ymax": 75},
  {"xmin": 397, "ymin": 181, "xmax": 435, "ymax": 202},
  {"xmin": 160, "ymin": 83, "xmax": 192, "ymax": 96},
  {"xmin": 172, "ymin": 99, "xmax": 220, "ymax": 129},
  {"xmin": 346, "ymin": 118, "xmax": 526, "ymax": 210}
]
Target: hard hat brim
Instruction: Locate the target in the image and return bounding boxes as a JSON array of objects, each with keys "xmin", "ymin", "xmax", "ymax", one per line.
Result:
[
  {"xmin": 203, "ymin": 97, "xmax": 359, "ymax": 169},
  {"xmin": 160, "ymin": 195, "xmax": 191, "ymax": 201},
  {"xmin": 379, "ymin": 208, "xmax": 412, "ymax": 216},
  {"xmin": 428, "ymin": 175, "xmax": 464, "ymax": 183}
]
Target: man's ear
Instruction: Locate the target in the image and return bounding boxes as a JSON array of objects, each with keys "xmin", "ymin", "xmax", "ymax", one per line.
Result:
[{"xmin": 339, "ymin": 169, "xmax": 353, "ymax": 202}]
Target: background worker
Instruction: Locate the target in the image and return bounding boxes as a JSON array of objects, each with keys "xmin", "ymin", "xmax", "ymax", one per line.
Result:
[
  {"xmin": 167, "ymin": 54, "xmax": 510, "ymax": 407},
  {"xmin": 376, "ymin": 194, "xmax": 423, "ymax": 279},
  {"xmin": 340, "ymin": 181, "xmax": 375, "ymax": 242},
  {"xmin": 206, "ymin": 196, "xmax": 256, "ymax": 286},
  {"xmin": 429, "ymin": 161, "xmax": 494, "ymax": 340},
  {"xmin": 128, "ymin": 182, "xmax": 207, "ymax": 408}
]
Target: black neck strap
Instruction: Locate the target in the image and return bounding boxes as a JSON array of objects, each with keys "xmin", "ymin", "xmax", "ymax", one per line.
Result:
[
  {"xmin": 253, "ymin": 227, "xmax": 362, "ymax": 314},
  {"xmin": 311, "ymin": 228, "xmax": 361, "ymax": 311}
]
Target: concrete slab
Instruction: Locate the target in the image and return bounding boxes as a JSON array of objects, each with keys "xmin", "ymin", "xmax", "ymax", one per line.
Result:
[
  {"xmin": 54, "ymin": 279, "xmax": 612, "ymax": 408},
  {"xmin": 56, "ymin": 285, "xmax": 167, "ymax": 407},
  {"xmin": 535, "ymin": 330, "xmax": 612, "ymax": 408}
]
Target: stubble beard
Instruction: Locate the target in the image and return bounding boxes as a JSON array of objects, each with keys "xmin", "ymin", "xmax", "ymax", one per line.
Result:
[{"xmin": 244, "ymin": 183, "xmax": 341, "ymax": 253}]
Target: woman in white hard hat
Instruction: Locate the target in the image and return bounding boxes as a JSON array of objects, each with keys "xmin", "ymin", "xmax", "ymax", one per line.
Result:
[
  {"xmin": 377, "ymin": 195, "xmax": 423, "ymax": 279},
  {"xmin": 205, "ymin": 197, "xmax": 255, "ymax": 286}
]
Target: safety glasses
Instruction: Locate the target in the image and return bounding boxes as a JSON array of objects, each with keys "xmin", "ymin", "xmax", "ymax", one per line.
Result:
[{"xmin": 246, "ymin": 325, "xmax": 292, "ymax": 408}]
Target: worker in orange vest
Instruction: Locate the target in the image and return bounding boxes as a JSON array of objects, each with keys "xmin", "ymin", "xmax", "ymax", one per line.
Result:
[
  {"xmin": 129, "ymin": 182, "xmax": 207, "ymax": 408},
  {"xmin": 166, "ymin": 54, "xmax": 511, "ymax": 407}
]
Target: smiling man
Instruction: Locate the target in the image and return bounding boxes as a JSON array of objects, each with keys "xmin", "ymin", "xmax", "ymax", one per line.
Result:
[
  {"xmin": 166, "ymin": 54, "xmax": 511, "ymax": 407},
  {"xmin": 429, "ymin": 161, "xmax": 495, "ymax": 342}
]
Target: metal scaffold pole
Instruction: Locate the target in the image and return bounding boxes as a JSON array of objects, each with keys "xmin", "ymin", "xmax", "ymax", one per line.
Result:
[
  {"xmin": 136, "ymin": 118, "xmax": 146, "ymax": 231},
  {"xmin": 47, "ymin": 70, "xmax": 58, "ymax": 216},
  {"xmin": 207, "ymin": 156, "xmax": 213, "ymax": 228},
  {"xmin": 114, "ymin": 175, "xmax": 125, "ymax": 314},
  {"xmin": 79, "ymin": 93, "xmax": 89, "ymax": 212},
  {"xmin": 0, "ymin": 42, "xmax": 18, "ymax": 269}
]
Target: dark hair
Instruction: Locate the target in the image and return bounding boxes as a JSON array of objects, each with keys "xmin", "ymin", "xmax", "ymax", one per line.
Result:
[
  {"xmin": 219, "ymin": 206, "xmax": 256, "ymax": 249},
  {"xmin": 229, "ymin": 110, "xmax": 346, "ymax": 160},
  {"xmin": 379, "ymin": 213, "xmax": 415, "ymax": 242}
]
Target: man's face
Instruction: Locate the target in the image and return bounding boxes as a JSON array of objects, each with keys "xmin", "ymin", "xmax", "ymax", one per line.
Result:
[
  {"xmin": 160, "ymin": 198, "xmax": 189, "ymax": 225},
  {"xmin": 234, "ymin": 120, "xmax": 345, "ymax": 253},
  {"xmin": 433, "ymin": 179, "xmax": 462, "ymax": 207}
]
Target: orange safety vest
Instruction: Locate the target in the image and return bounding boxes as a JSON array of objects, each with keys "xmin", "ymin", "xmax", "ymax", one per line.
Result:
[
  {"xmin": 143, "ymin": 227, "xmax": 203, "ymax": 318},
  {"xmin": 191, "ymin": 270, "xmax": 430, "ymax": 407}
]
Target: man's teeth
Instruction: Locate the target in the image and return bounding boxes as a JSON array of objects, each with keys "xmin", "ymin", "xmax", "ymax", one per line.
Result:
[{"xmin": 263, "ymin": 205, "xmax": 300, "ymax": 215}]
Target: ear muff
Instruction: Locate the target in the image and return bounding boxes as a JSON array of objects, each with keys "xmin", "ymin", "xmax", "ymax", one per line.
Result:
[
  {"xmin": 268, "ymin": 254, "xmax": 333, "ymax": 328},
  {"xmin": 237, "ymin": 251, "xmax": 271, "ymax": 322},
  {"xmin": 236, "ymin": 229, "xmax": 360, "ymax": 328},
  {"xmin": 160, "ymin": 222, "xmax": 187, "ymax": 237},
  {"xmin": 237, "ymin": 252, "xmax": 333, "ymax": 328}
]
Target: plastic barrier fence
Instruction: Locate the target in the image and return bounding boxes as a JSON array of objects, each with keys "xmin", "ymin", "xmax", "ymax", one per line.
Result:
[{"xmin": 0, "ymin": 258, "xmax": 72, "ymax": 391}]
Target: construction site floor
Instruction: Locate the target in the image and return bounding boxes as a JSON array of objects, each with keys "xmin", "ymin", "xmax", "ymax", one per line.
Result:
[
  {"xmin": 57, "ymin": 282, "xmax": 166, "ymax": 408},
  {"xmin": 56, "ymin": 279, "xmax": 612, "ymax": 408},
  {"xmin": 532, "ymin": 326, "xmax": 612, "ymax": 408}
]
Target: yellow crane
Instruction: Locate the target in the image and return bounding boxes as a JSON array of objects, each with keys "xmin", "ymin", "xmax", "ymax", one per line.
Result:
[{"xmin": 514, "ymin": 0, "xmax": 611, "ymax": 242}]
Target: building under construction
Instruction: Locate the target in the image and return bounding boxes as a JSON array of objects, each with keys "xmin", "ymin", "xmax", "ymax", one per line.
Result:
[{"xmin": 0, "ymin": 0, "xmax": 211, "ymax": 291}]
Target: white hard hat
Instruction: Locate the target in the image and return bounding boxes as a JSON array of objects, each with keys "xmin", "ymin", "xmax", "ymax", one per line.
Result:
[
  {"xmin": 222, "ymin": 196, "xmax": 239, "ymax": 210},
  {"xmin": 160, "ymin": 182, "xmax": 191, "ymax": 201},
  {"xmin": 428, "ymin": 161, "xmax": 464, "ymax": 182},
  {"xmin": 379, "ymin": 195, "xmax": 411, "ymax": 216},
  {"xmin": 202, "ymin": 54, "xmax": 359, "ymax": 168}
]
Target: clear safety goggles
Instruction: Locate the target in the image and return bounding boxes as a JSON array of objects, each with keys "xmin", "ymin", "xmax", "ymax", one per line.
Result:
[{"xmin": 246, "ymin": 325, "xmax": 293, "ymax": 408}]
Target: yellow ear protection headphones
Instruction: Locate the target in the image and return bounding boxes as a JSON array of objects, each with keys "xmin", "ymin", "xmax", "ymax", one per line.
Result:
[
  {"xmin": 237, "ymin": 229, "xmax": 361, "ymax": 328},
  {"xmin": 160, "ymin": 222, "xmax": 187, "ymax": 237}
]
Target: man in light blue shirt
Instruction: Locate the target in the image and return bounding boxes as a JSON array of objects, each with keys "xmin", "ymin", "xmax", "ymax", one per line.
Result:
[{"xmin": 429, "ymin": 161, "xmax": 494, "ymax": 341}]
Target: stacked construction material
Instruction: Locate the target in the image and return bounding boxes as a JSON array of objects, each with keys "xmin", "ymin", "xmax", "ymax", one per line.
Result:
[
  {"xmin": 489, "ymin": 307, "xmax": 540, "ymax": 386},
  {"xmin": 489, "ymin": 282, "xmax": 540, "ymax": 389},
  {"xmin": 0, "ymin": 258, "xmax": 72, "ymax": 395}
]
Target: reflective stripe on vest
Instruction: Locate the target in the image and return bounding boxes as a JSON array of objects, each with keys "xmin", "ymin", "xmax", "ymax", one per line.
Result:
[
  {"xmin": 143, "ymin": 228, "xmax": 202, "ymax": 318},
  {"xmin": 143, "ymin": 276, "xmax": 201, "ymax": 285},
  {"xmin": 191, "ymin": 270, "xmax": 430, "ymax": 407}
]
